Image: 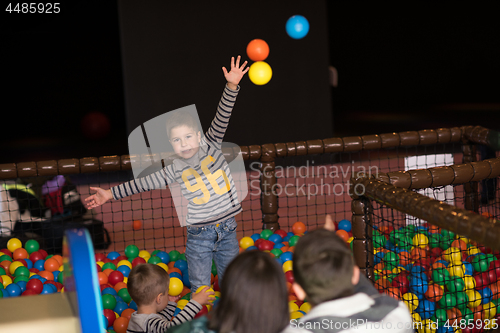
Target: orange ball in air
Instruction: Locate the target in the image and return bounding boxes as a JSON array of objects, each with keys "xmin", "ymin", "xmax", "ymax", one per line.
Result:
[{"xmin": 246, "ymin": 39, "xmax": 270, "ymax": 61}]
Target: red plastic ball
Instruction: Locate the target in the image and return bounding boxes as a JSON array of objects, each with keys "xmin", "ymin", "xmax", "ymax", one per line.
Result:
[
  {"xmin": 132, "ymin": 257, "xmax": 146, "ymax": 268},
  {"xmin": 391, "ymin": 275, "xmax": 409, "ymax": 295},
  {"xmin": 22, "ymin": 289, "xmax": 38, "ymax": 296},
  {"xmin": 194, "ymin": 305, "xmax": 209, "ymax": 318},
  {"xmin": 38, "ymin": 249, "xmax": 48, "ymax": 259},
  {"xmin": 274, "ymin": 229, "xmax": 287, "ymax": 239},
  {"xmin": 257, "ymin": 240, "xmax": 274, "ymax": 251},
  {"xmin": 95, "ymin": 253, "xmax": 106, "ymax": 262},
  {"xmin": 26, "ymin": 278, "xmax": 44, "ymax": 294},
  {"xmin": 108, "ymin": 270, "xmax": 124, "ymax": 286},
  {"xmin": 285, "ymin": 270, "xmax": 294, "ymax": 284},
  {"xmin": 103, "ymin": 309, "xmax": 116, "ymax": 327}
]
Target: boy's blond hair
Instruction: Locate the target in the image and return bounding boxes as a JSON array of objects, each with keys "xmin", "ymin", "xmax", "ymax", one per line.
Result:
[
  {"xmin": 165, "ymin": 111, "xmax": 200, "ymax": 139},
  {"xmin": 128, "ymin": 264, "xmax": 170, "ymax": 306}
]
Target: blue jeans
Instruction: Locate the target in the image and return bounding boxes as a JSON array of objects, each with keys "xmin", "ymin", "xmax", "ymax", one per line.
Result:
[{"xmin": 185, "ymin": 216, "xmax": 239, "ymax": 294}]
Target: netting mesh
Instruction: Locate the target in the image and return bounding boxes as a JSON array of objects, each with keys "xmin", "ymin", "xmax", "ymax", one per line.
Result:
[{"xmin": 366, "ymin": 179, "xmax": 500, "ymax": 331}]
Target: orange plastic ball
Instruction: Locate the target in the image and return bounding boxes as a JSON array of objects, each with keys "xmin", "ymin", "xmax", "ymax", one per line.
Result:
[
  {"xmin": 374, "ymin": 278, "xmax": 391, "ymax": 291},
  {"xmin": 98, "ymin": 272, "xmax": 109, "ymax": 285},
  {"xmin": 121, "ymin": 308, "xmax": 135, "ymax": 319},
  {"xmin": 169, "ymin": 268, "xmax": 182, "ymax": 275},
  {"xmin": 51, "ymin": 255, "xmax": 63, "ymax": 266},
  {"xmin": 246, "ymin": 39, "xmax": 270, "ymax": 62},
  {"xmin": 113, "ymin": 316, "xmax": 129, "ymax": 333},
  {"xmin": 336, "ymin": 230, "xmax": 349, "ymax": 243},
  {"xmin": 13, "ymin": 248, "xmax": 28, "ymax": 260},
  {"xmin": 103, "ymin": 268, "xmax": 115, "ymax": 276},
  {"xmin": 133, "ymin": 220, "xmax": 142, "ymax": 231},
  {"xmin": 292, "ymin": 222, "xmax": 306, "ymax": 235},
  {"xmin": 114, "ymin": 282, "xmax": 127, "ymax": 293},
  {"xmin": 399, "ymin": 252, "xmax": 411, "ymax": 267},
  {"xmin": 39, "ymin": 270, "xmax": 54, "ymax": 281},
  {"xmin": 425, "ymin": 284, "xmax": 444, "ymax": 302},
  {"xmin": 385, "ymin": 287, "xmax": 402, "ymax": 300},
  {"xmin": 44, "ymin": 258, "xmax": 60, "ymax": 272}
]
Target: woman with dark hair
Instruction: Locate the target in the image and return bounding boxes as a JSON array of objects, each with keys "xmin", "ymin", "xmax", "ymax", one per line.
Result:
[{"xmin": 169, "ymin": 250, "xmax": 290, "ymax": 333}]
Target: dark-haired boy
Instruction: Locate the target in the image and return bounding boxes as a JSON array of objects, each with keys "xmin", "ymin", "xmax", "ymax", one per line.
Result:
[{"xmin": 282, "ymin": 216, "xmax": 413, "ymax": 333}]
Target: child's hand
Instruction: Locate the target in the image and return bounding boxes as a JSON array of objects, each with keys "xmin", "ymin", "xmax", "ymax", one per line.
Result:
[
  {"xmin": 85, "ymin": 187, "xmax": 113, "ymax": 209},
  {"xmin": 191, "ymin": 286, "xmax": 215, "ymax": 306},
  {"xmin": 222, "ymin": 55, "xmax": 249, "ymax": 90},
  {"xmin": 169, "ymin": 295, "xmax": 181, "ymax": 303}
]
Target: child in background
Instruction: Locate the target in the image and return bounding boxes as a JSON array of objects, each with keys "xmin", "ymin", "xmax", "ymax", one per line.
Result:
[
  {"xmin": 126, "ymin": 263, "xmax": 214, "ymax": 333},
  {"xmin": 282, "ymin": 215, "xmax": 413, "ymax": 333},
  {"xmin": 86, "ymin": 56, "xmax": 249, "ymax": 294}
]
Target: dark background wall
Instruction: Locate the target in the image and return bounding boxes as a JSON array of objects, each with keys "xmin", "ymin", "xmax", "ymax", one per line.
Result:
[{"xmin": 2, "ymin": 1, "xmax": 499, "ymax": 164}]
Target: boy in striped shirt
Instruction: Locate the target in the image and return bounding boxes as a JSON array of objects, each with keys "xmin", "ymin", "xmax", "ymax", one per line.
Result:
[
  {"xmin": 126, "ymin": 264, "xmax": 214, "ymax": 333},
  {"xmin": 86, "ymin": 56, "xmax": 249, "ymax": 294}
]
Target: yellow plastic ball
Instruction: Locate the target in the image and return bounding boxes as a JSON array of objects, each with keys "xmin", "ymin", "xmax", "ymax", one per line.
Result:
[
  {"xmin": 138, "ymin": 250, "xmax": 151, "ymax": 261},
  {"xmin": 467, "ymin": 246, "xmax": 481, "ymax": 256},
  {"xmin": 96, "ymin": 261, "xmax": 104, "ymax": 268},
  {"xmin": 412, "ymin": 312, "xmax": 422, "ymax": 323},
  {"xmin": 447, "ymin": 262, "xmax": 465, "ymax": 278},
  {"xmin": 248, "ymin": 61, "xmax": 272, "ymax": 85},
  {"xmin": 1, "ymin": 274, "xmax": 13, "ymax": 288},
  {"xmin": 117, "ymin": 260, "xmax": 132, "ymax": 269},
  {"xmin": 442, "ymin": 247, "xmax": 461, "ymax": 263},
  {"xmin": 157, "ymin": 263, "xmax": 169, "ymax": 272},
  {"xmin": 282, "ymin": 260, "xmax": 293, "ymax": 273},
  {"xmin": 413, "ymin": 234, "xmax": 429, "ymax": 248},
  {"xmin": 177, "ymin": 299, "xmax": 190, "ymax": 310},
  {"xmin": 214, "ymin": 291, "xmax": 221, "ymax": 298},
  {"xmin": 402, "ymin": 292, "xmax": 419, "ymax": 312},
  {"xmin": 463, "ymin": 275, "xmax": 476, "ymax": 291},
  {"xmin": 7, "ymin": 238, "xmax": 22, "ymax": 253},
  {"xmin": 239, "ymin": 237, "xmax": 254, "ymax": 250},
  {"xmin": 347, "ymin": 237, "xmax": 354, "ymax": 244},
  {"xmin": 123, "ymin": 277, "xmax": 128, "ymax": 284},
  {"xmin": 169, "ymin": 277, "xmax": 184, "ymax": 296},
  {"xmin": 466, "ymin": 290, "xmax": 481, "ymax": 308},
  {"xmin": 8, "ymin": 261, "xmax": 24, "ymax": 275},
  {"xmin": 483, "ymin": 302, "xmax": 497, "ymax": 319},
  {"xmin": 290, "ymin": 311, "xmax": 304, "ymax": 320},
  {"xmin": 300, "ymin": 302, "xmax": 311, "ymax": 313},
  {"xmin": 289, "ymin": 301, "xmax": 299, "ymax": 313}
]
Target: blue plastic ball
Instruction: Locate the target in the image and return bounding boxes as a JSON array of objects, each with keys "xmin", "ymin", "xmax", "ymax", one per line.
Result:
[
  {"xmin": 174, "ymin": 259, "xmax": 188, "ymax": 272},
  {"xmin": 182, "ymin": 271, "xmax": 191, "ymax": 289},
  {"xmin": 250, "ymin": 233, "xmax": 260, "ymax": 242},
  {"xmin": 102, "ymin": 287, "xmax": 118, "ymax": 296},
  {"xmin": 274, "ymin": 243, "xmax": 285, "ymax": 249},
  {"xmin": 117, "ymin": 265, "xmax": 131, "ymax": 278},
  {"xmin": 107, "ymin": 251, "xmax": 120, "ymax": 260},
  {"xmin": 114, "ymin": 301, "xmax": 128, "ymax": 315},
  {"xmin": 5, "ymin": 283, "xmax": 22, "ymax": 297},
  {"xmin": 156, "ymin": 251, "xmax": 170, "ymax": 264},
  {"xmin": 34, "ymin": 259, "xmax": 45, "ymax": 271},
  {"xmin": 268, "ymin": 234, "xmax": 283, "ymax": 244},
  {"xmin": 280, "ymin": 251, "xmax": 293, "ymax": 263},
  {"xmin": 41, "ymin": 284, "xmax": 55, "ymax": 294},
  {"xmin": 129, "ymin": 300, "xmax": 138, "ymax": 311},
  {"xmin": 246, "ymin": 246, "xmax": 258, "ymax": 251},
  {"xmin": 24, "ymin": 259, "xmax": 33, "ymax": 269},
  {"xmin": 479, "ymin": 287, "xmax": 492, "ymax": 304},
  {"xmin": 338, "ymin": 219, "xmax": 352, "ymax": 232},
  {"xmin": 170, "ymin": 272, "xmax": 182, "ymax": 280},
  {"xmin": 410, "ymin": 277, "xmax": 428, "ymax": 294},
  {"xmin": 286, "ymin": 15, "xmax": 310, "ymax": 39},
  {"xmin": 416, "ymin": 299, "xmax": 436, "ymax": 319},
  {"xmin": 174, "ymin": 307, "xmax": 181, "ymax": 316},
  {"xmin": 16, "ymin": 281, "xmax": 27, "ymax": 293},
  {"xmin": 463, "ymin": 262, "xmax": 473, "ymax": 275}
]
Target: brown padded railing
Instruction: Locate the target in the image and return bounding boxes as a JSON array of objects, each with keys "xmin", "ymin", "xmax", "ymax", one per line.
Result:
[
  {"xmin": 0, "ymin": 125, "xmax": 498, "ymax": 231},
  {"xmin": 349, "ymin": 157, "xmax": 500, "ymax": 280}
]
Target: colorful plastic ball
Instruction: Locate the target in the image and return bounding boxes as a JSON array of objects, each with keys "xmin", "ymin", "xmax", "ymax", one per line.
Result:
[
  {"xmin": 410, "ymin": 276, "xmax": 428, "ymax": 294},
  {"xmin": 246, "ymin": 39, "xmax": 270, "ymax": 62},
  {"xmin": 248, "ymin": 61, "xmax": 272, "ymax": 86},
  {"xmin": 117, "ymin": 265, "xmax": 131, "ymax": 278},
  {"xmin": 432, "ymin": 268, "xmax": 451, "ymax": 286},
  {"xmin": 98, "ymin": 272, "xmax": 109, "ymax": 285},
  {"xmin": 108, "ymin": 271, "xmax": 124, "ymax": 286},
  {"xmin": 169, "ymin": 250, "xmax": 180, "ymax": 262},
  {"xmin": 26, "ymin": 278, "xmax": 43, "ymax": 294},
  {"xmin": 102, "ymin": 287, "xmax": 118, "ymax": 296},
  {"xmin": 5, "ymin": 283, "xmax": 21, "ymax": 297},
  {"xmin": 9, "ymin": 261, "xmax": 24, "ymax": 275},
  {"xmin": 383, "ymin": 252, "xmax": 399, "ymax": 267},
  {"xmin": 270, "ymin": 248, "xmax": 283, "ymax": 258},
  {"xmin": 102, "ymin": 293, "xmax": 117, "ymax": 310},
  {"xmin": 437, "ymin": 292, "xmax": 457, "ymax": 310},
  {"xmin": 416, "ymin": 299, "xmax": 436, "ymax": 319},
  {"xmin": 413, "ymin": 234, "xmax": 429, "ymax": 248},
  {"xmin": 44, "ymin": 258, "xmax": 60, "ymax": 272},
  {"xmin": 124, "ymin": 245, "xmax": 139, "ymax": 260},
  {"xmin": 463, "ymin": 262, "xmax": 473, "ymax": 276},
  {"xmin": 117, "ymin": 288, "xmax": 132, "ymax": 304},
  {"xmin": 280, "ymin": 252, "xmax": 293, "ymax": 263},
  {"xmin": 138, "ymin": 250, "xmax": 151, "ymax": 262},
  {"xmin": 41, "ymin": 283, "xmax": 56, "ymax": 294},
  {"xmin": 131, "ymin": 257, "xmax": 146, "ymax": 268},
  {"xmin": 336, "ymin": 230, "xmax": 349, "ymax": 243},
  {"xmin": 292, "ymin": 222, "xmax": 306, "ymax": 235},
  {"xmin": 337, "ymin": 219, "xmax": 352, "ymax": 232},
  {"xmin": 132, "ymin": 220, "xmax": 142, "ymax": 231},
  {"xmin": 155, "ymin": 251, "xmax": 170, "ymax": 264},
  {"xmin": 7, "ymin": 238, "xmax": 22, "ymax": 253},
  {"xmin": 103, "ymin": 308, "xmax": 115, "ymax": 327},
  {"xmin": 466, "ymin": 290, "xmax": 481, "ymax": 308},
  {"xmin": 102, "ymin": 262, "xmax": 117, "ymax": 271},
  {"xmin": 170, "ymin": 272, "xmax": 182, "ymax": 280},
  {"xmin": 268, "ymin": 234, "xmax": 282, "ymax": 244},
  {"xmin": 24, "ymin": 239, "xmax": 39, "ymax": 254},
  {"xmin": 174, "ymin": 260, "xmax": 188, "ymax": 272},
  {"xmin": 472, "ymin": 254, "xmax": 489, "ymax": 273},
  {"xmin": 169, "ymin": 277, "xmax": 183, "ymax": 296},
  {"xmin": 288, "ymin": 235, "xmax": 300, "ymax": 247},
  {"xmin": 425, "ymin": 284, "xmax": 444, "ymax": 302},
  {"xmin": 148, "ymin": 256, "xmax": 162, "ymax": 265},
  {"xmin": 286, "ymin": 15, "xmax": 310, "ymax": 39},
  {"xmin": 260, "ymin": 229, "xmax": 273, "ymax": 240},
  {"xmin": 483, "ymin": 301, "xmax": 497, "ymax": 319},
  {"xmin": 446, "ymin": 276, "xmax": 465, "ymax": 293},
  {"xmin": 113, "ymin": 316, "xmax": 129, "ymax": 333},
  {"xmin": 479, "ymin": 287, "xmax": 492, "ymax": 304},
  {"xmin": 282, "ymin": 261, "xmax": 293, "ymax": 273},
  {"xmin": 13, "ymin": 248, "xmax": 28, "ymax": 260},
  {"xmin": 107, "ymin": 252, "xmax": 120, "ymax": 260}
]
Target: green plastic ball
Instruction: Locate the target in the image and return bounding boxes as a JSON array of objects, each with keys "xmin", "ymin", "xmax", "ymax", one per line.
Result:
[
  {"xmin": 432, "ymin": 267, "xmax": 451, "ymax": 286},
  {"xmin": 148, "ymin": 256, "xmax": 162, "ymax": 265},
  {"xmin": 260, "ymin": 229, "xmax": 273, "ymax": 240},
  {"xmin": 438, "ymin": 292, "xmax": 457, "ymax": 310},
  {"xmin": 0, "ymin": 255, "xmax": 13, "ymax": 263},
  {"xmin": 58, "ymin": 270, "xmax": 64, "ymax": 284},
  {"xmin": 428, "ymin": 233, "xmax": 441, "ymax": 249},
  {"xmin": 14, "ymin": 275, "xmax": 29, "ymax": 283},
  {"xmin": 446, "ymin": 276, "xmax": 465, "ymax": 293},
  {"xmin": 472, "ymin": 254, "xmax": 489, "ymax": 273},
  {"xmin": 151, "ymin": 250, "xmax": 160, "ymax": 256},
  {"xmin": 169, "ymin": 250, "xmax": 180, "ymax": 262},
  {"xmin": 125, "ymin": 244, "xmax": 139, "ymax": 260},
  {"xmin": 288, "ymin": 235, "xmax": 300, "ymax": 247},
  {"xmin": 102, "ymin": 294, "xmax": 117, "ymax": 310},
  {"xmin": 14, "ymin": 266, "xmax": 29, "ymax": 277},
  {"xmin": 455, "ymin": 291, "xmax": 469, "ymax": 313},
  {"xmin": 0, "ymin": 267, "xmax": 6, "ymax": 276},
  {"xmin": 102, "ymin": 262, "xmax": 117, "ymax": 271},
  {"xmin": 383, "ymin": 252, "xmax": 399, "ymax": 267},
  {"xmin": 270, "ymin": 249, "xmax": 283, "ymax": 258},
  {"xmin": 24, "ymin": 239, "xmax": 39, "ymax": 254},
  {"xmin": 211, "ymin": 263, "xmax": 218, "ymax": 276},
  {"xmin": 117, "ymin": 287, "xmax": 132, "ymax": 304},
  {"xmin": 179, "ymin": 253, "xmax": 186, "ymax": 261}
]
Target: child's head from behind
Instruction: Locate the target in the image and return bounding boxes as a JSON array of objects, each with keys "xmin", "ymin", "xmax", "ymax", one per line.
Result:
[
  {"xmin": 209, "ymin": 251, "xmax": 289, "ymax": 333},
  {"xmin": 128, "ymin": 263, "xmax": 170, "ymax": 311},
  {"xmin": 293, "ymin": 228, "xmax": 359, "ymax": 306},
  {"xmin": 166, "ymin": 111, "xmax": 201, "ymax": 159}
]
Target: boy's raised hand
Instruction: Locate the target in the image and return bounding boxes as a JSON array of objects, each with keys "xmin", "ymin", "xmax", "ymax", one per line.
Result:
[
  {"xmin": 222, "ymin": 55, "xmax": 249, "ymax": 90},
  {"xmin": 85, "ymin": 187, "xmax": 113, "ymax": 209}
]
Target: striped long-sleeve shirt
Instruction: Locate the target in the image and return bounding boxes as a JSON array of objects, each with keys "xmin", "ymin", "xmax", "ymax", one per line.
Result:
[
  {"xmin": 112, "ymin": 84, "xmax": 242, "ymax": 226},
  {"xmin": 126, "ymin": 300, "xmax": 202, "ymax": 333}
]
